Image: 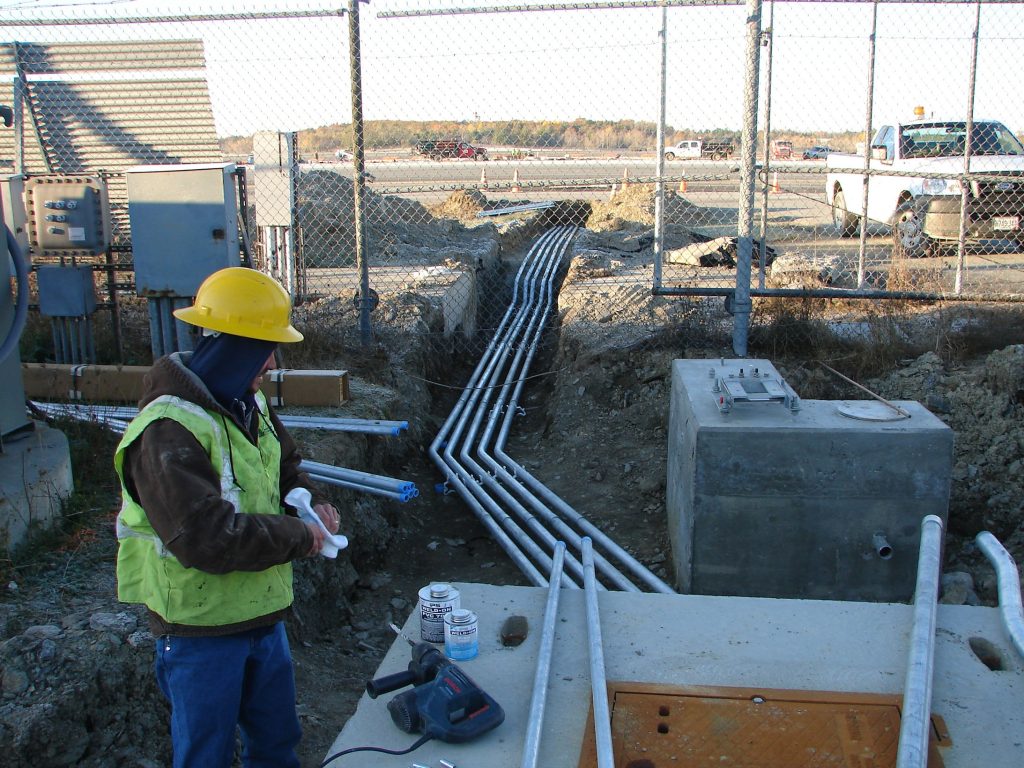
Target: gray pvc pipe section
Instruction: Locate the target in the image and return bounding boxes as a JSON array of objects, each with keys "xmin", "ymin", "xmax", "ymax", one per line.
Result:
[
  {"xmin": 438, "ymin": 228, "xmax": 570, "ymax": 585},
  {"xmin": 484, "ymin": 245, "xmax": 674, "ymax": 593},
  {"xmin": 300, "ymin": 459, "xmax": 414, "ymax": 494},
  {"xmin": 582, "ymin": 537, "xmax": 614, "ymax": 768},
  {"xmin": 454, "ymin": 228, "xmax": 590, "ymax": 587},
  {"xmin": 520, "ymin": 541, "xmax": 566, "ymax": 768},
  {"xmin": 472, "ymin": 227, "xmax": 644, "ymax": 592},
  {"xmin": 896, "ymin": 514, "xmax": 944, "ymax": 768},
  {"xmin": 306, "ymin": 471, "xmax": 407, "ymax": 502},
  {"xmin": 428, "ymin": 228, "xmax": 566, "ymax": 588},
  {"xmin": 975, "ymin": 531, "xmax": 1024, "ymax": 660}
]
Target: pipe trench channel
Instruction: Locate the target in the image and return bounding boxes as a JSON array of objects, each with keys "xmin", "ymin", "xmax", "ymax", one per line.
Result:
[{"xmin": 429, "ymin": 225, "xmax": 674, "ymax": 593}]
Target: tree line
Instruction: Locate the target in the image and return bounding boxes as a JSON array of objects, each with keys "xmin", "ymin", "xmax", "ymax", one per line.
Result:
[{"xmin": 220, "ymin": 119, "xmax": 854, "ymax": 156}]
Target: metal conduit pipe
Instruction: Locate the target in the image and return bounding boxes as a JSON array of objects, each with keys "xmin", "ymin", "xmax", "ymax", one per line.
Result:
[
  {"xmin": 896, "ymin": 514, "xmax": 944, "ymax": 768},
  {"xmin": 300, "ymin": 459, "xmax": 416, "ymax": 495},
  {"xmin": 455, "ymin": 227, "xmax": 593, "ymax": 588},
  {"xmin": 484, "ymin": 237, "xmax": 675, "ymax": 594},
  {"xmin": 28, "ymin": 403, "xmax": 412, "ymax": 503},
  {"xmin": 582, "ymin": 538, "xmax": 615, "ymax": 768},
  {"xmin": 439, "ymin": 227, "xmax": 579, "ymax": 588},
  {"xmin": 470, "ymin": 228, "xmax": 640, "ymax": 592},
  {"xmin": 975, "ymin": 531, "xmax": 1024, "ymax": 660},
  {"xmin": 520, "ymin": 541, "xmax": 566, "ymax": 768},
  {"xmin": 35, "ymin": 402, "xmax": 408, "ymax": 437},
  {"xmin": 280, "ymin": 415, "xmax": 409, "ymax": 436},
  {"xmin": 428, "ymin": 228, "xmax": 567, "ymax": 588}
]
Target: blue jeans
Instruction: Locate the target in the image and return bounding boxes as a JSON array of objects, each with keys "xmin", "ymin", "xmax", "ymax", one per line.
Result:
[{"xmin": 155, "ymin": 622, "xmax": 302, "ymax": 768}]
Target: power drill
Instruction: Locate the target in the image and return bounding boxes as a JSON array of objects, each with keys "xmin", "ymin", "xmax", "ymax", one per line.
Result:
[{"xmin": 366, "ymin": 641, "xmax": 505, "ymax": 743}]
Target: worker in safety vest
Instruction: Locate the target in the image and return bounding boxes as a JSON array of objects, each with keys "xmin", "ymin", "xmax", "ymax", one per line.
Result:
[{"xmin": 114, "ymin": 267, "xmax": 339, "ymax": 768}]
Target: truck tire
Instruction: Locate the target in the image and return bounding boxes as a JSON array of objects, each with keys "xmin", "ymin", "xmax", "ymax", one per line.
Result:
[
  {"xmin": 832, "ymin": 189, "xmax": 860, "ymax": 238},
  {"xmin": 664, "ymin": 152, "xmax": 676, "ymax": 161},
  {"xmin": 712, "ymin": 151, "xmax": 724, "ymax": 161},
  {"xmin": 892, "ymin": 200, "xmax": 934, "ymax": 259}
]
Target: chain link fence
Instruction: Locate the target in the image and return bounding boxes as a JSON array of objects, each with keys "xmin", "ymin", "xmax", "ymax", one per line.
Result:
[{"xmin": 3, "ymin": 1, "xmax": 1023, "ymax": 363}]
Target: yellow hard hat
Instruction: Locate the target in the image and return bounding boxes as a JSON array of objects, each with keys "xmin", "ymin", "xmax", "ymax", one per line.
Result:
[{"xmin": 173, "ymin": 267, "xmax": 303, "ymax": 343}]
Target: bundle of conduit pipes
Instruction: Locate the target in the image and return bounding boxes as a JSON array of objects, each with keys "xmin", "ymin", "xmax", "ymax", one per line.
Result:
[
  {"xmin": 30, "ymin": 401, "xmax": 417, "ymax": 503},
  {"xmin": 428, "ymin": 225, "xmax": 675, "ymax": 594}
]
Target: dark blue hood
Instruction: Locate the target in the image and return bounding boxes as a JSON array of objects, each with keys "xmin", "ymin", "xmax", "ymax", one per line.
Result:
[{"xmin": 188, "ymin": 332, "xmax": 277, "ymax": 414}]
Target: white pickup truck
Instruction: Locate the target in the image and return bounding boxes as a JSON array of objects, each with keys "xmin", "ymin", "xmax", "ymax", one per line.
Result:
[{"xmin": 825, "ymin": 117, "xmax": 1024, "ymax": 257}]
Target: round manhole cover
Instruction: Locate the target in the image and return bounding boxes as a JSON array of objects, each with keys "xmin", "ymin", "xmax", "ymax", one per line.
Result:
[{"xmin": 836, "ymin": 401, "xmax": 909, "ymax": 421}]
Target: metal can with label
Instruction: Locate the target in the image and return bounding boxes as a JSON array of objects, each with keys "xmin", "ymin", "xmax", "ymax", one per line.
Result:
[
  {"xmin": 444, "ymin": 608, "xmax": 479, "ymax": 661},
  {"xmin": 418, "ymin": 583, "xmax": 460, "ymax": 643}
]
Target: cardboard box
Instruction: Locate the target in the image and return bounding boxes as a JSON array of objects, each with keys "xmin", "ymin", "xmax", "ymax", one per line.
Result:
[
  {"xmin": 260, "ymin": 369, "xmax": 350, "ymax": 408},
  {"xmin": 22, "ymin": 363, "xmax": 150, "ymax": 403}
]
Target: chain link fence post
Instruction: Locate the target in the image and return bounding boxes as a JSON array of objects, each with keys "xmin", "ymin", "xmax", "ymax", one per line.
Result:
[{"xmin": 733, "ymin": 0, "xmax": 763, "ymax": 357}]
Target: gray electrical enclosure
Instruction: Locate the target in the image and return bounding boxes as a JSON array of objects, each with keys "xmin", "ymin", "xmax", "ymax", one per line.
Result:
[
  {"xmin": 126, "ymin": 163, "xmax": 240, "ymax": 297},
  {"xmin": 1, "ymin": 175, "xmax": 27, "ymax": 255},
  {"xmin": 37, "ymin": 265, "xmax": 97, "ymax": 317},
  {"xmin": 252, "ymin": 131, "xmax": 296, "ymax": 227},
  {"xmin": 0, "ymin": 212, "xmax": 30, "ymax": 440},
  {"xmin": 666, "ymin": 358, "xmax": 954, "ymax": 603}
]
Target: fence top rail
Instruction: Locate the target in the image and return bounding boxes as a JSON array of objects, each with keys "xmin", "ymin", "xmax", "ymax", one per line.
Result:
[
  {"xmin": 377, "ymin": 0, "xmax": 1023, "ymax": 18},
  {"xmin": 0, "ymin": 9, "xmax": 346, "ymax": 27}
]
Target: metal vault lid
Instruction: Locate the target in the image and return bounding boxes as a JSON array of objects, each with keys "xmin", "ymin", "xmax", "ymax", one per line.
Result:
[{"xmin": 577, "ymin": 683, "xmax": 950, "ymax": 768}]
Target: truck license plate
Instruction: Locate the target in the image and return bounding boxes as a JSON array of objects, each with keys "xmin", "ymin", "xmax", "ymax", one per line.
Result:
[{"xmin": 993, "ymin": 216, "xmax": 1020, "ymax": 231}]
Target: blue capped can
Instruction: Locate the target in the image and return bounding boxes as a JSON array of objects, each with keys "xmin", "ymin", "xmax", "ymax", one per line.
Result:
[{"xmin": 444, "ymin": 608, "xmax": 479, "ymax": 661}]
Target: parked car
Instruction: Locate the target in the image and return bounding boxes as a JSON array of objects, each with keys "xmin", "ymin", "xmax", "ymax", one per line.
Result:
[
  {"xmin": 803, "ymin": 145, "xmax": 832, "ymax": 160},
  {"xmin": 335, "ymin": 149, "xmax": 353, "ymax": 161}
]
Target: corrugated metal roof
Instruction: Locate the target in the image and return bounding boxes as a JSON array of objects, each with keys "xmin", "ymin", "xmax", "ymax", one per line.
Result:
[
  {"xmin": 0, "ymin": 39, "xmax": 207, "ymax": 75},
  {"xmin": 0, "ymin": 40, "xmax": 226, "ymax": 244},
  {"xmin": 24, "ymin": 79, "xmax": 221, "ymax": 173}
]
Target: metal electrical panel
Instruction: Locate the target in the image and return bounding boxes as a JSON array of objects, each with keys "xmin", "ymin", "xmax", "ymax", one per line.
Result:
[
  {"xmin": 24, "ymin": 175, "xmax": 110, "ymax": 256},
  {"xmin": 36, "ymin": 265, "xmax": 97, "ymax": 317},
  {"xmin": 1, "ymin": 210, "xmax": 30, "ymax": 440},
  {"xmin": 1, "ymin": 175, "xmax": 28, "ymax": 255},
  {"xmin": 252, "ymin": 131, "xmax": 297, "ymax": 227},
  {"xmin": 126, "ymin": 163, "xmax": 240, "ymax": 297}
]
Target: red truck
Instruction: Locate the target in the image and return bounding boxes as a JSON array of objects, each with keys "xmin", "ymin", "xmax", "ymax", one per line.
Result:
[{"xmin": 415, "ymin": 138, "xmax": 488, "ymax": 160}]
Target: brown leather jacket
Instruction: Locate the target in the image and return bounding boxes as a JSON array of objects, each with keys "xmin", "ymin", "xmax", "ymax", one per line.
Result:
[{"xmin": 121, "ymin": 352, "xmax": 322, "ymax": 637}]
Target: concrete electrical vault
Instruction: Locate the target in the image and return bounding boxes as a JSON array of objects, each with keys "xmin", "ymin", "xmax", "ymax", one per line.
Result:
[{"xmin": 666, "ymin": 358, "xmax": 954, "ymax": 602}]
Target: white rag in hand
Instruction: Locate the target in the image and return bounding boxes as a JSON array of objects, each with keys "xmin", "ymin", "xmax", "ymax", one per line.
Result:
[{"xmin": 284, "ymin": 487, "xmax": 349, "ymax": 559}]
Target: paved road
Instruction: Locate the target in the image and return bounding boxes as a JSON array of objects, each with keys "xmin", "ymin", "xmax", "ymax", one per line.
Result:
[{"xmin": 300, "ymin": 156, "xmax": 1023, "ymax": 295}]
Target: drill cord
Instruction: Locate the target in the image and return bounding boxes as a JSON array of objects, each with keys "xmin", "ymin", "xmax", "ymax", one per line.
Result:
[{"xmin": 319, "ymin": 732, "xmax": 433, "ymax": 767}]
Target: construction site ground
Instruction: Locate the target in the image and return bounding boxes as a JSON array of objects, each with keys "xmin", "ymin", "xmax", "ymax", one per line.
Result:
[{"xmin": 2, "ymin": 186, "xmax": 1023, "ymax": 767}]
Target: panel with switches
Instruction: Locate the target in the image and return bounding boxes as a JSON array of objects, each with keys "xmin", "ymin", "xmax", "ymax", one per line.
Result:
[{"xmin": 24, "ymin": 175, "xmax": 110, "ymax": 256}]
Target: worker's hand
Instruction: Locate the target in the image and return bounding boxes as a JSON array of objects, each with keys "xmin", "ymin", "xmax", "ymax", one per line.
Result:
[
  {"xmin": 314, "ymin": 502, "xmax": 341, "ymax": 535},
  {"xmin": 305, "ymin": 521, "xmax": 326, "ymax": 557}
]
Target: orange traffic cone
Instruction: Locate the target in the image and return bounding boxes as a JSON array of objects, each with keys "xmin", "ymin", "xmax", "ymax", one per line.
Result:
[
  {"xmin": 622, "ymin": 167, "xmax": 630, "ymax": 187},
  {"xmin": 480, "ymin": 168, "xmax": 488, "ymax": 189},
  {"xmin": 512, "ymin": 168, "xmax": 521, "ymax": 193},
  {"xmin": 771, "ymin": 171, "xmax": 780, "ymax": 193},
  {"xmin": 679, "ymin": 173, "xmax": 687, "ymax": 193}
]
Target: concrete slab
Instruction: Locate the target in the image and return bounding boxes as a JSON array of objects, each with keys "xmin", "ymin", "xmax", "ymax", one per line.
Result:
[
  {"xmin": 667, "ymin": 358, "xmax": 954, "ymax": 601},
  {"xmin": 0, "ymin": 421, "xmax": 74, "ymax": 553},
  {"xmin": 325, "ymin": 582, "xmax": 1023, "ymax": 768}
]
